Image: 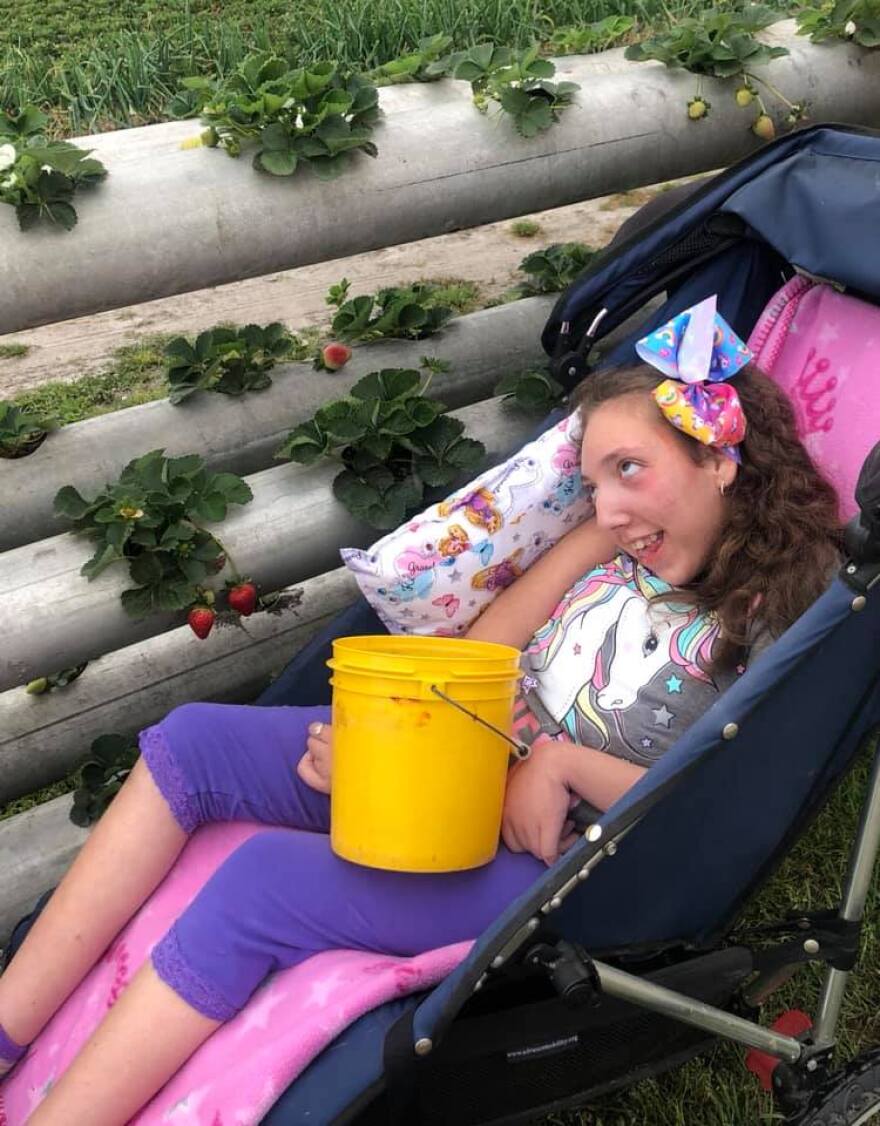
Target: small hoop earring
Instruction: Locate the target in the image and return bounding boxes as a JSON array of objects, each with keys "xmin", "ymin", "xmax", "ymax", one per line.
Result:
[{"xmin": 719, "ymin": 481, "xmax": 728, "ymax": 497}]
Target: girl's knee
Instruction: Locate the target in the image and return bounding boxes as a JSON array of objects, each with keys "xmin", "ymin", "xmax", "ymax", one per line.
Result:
[
  {"xmin": 160, "ymin": 829, "xmax": 316, "ymax": 1016},
  {"xmin": 160, "ymin": 702, "xmax": 225, "ymax": 749}
]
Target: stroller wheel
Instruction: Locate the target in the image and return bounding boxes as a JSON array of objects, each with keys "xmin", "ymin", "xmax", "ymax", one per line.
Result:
[{"xmin": 787, "ymin": 1047, "xmax": 880, "ymax": 1125}]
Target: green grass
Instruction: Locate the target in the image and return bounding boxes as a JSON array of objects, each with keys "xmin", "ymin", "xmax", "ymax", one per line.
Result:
[
  {"xmin": 0, "ymin": 0, "xmax": 799, "ymax": 138},
  {"xmin": 12, "ymin": 336, "xmax": 172, "ymax": 424},
  {"xmin": 0, "ymin": 774, "xmax": 79, "ymax": 822},
  {"xmin": 416, "ymin": 276, "xmax": 482, "ymax": 316},
  {"xmin": 0, "ymin": 342, "xmax": 29, "ymax": 359},
  {"xmin": 510, "ymin": 219, "xmax": 543, "ymax": 238}
]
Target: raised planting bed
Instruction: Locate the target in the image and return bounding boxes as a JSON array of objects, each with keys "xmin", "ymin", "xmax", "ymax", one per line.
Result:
[
  {"xmin": 3, "ymin": 22, "xmax": 879, "ymax": 334},
  {"xmin": 0, "ymin": 568, "xmax": 358, "ymax": 804},
  {"xmin": 0, "ymin": 296, "xmax": 554, "ymax": 551},
  {"xmin": 0, "ymin": 396, "xmax": 536, "ymax": 692}
]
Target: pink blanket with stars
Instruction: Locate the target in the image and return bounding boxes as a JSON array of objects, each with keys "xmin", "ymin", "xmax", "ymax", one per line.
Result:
[{"xmin": 0, "ymin": 824, "xmax": 471, "ymax": 1125}]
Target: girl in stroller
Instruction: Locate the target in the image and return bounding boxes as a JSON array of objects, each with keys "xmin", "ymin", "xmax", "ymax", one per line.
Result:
[{"xmin": 0, "ymin": 298, "xmax": 841, "ymax": 1125}]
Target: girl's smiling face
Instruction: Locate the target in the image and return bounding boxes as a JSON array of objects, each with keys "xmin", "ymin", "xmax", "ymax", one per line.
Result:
[{"xmin": 581, "ymin": 393, "xmax": 737, "ymax": 586}]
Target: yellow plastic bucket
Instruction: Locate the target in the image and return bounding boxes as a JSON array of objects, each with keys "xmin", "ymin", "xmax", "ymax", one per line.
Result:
[{"xmin": 328, "ymin": 635, "xmax": 522, "ymax": 872}]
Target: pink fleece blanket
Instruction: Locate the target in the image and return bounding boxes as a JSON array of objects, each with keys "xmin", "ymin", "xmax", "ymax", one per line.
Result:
[
  {"xmin": 0, "ymin": 824, "xmax": 472, "ymax": 1125},
  {"xmin": 748, "ymin": 274, "xmax": 880, "ymax": 519}
]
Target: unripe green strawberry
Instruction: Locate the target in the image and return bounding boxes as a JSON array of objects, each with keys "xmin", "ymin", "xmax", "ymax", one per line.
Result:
[
  {"xmin": 26, "ymin": 677, "xmax": 49, "ymax": 695},
  {"xmin": 752, "ymin": 113, "xmax": 775, "ymax": 141},
  {"xmin": 227, "ymin": 580, "xmax": 257, "ymax": 616},
  {"xmin": 687, "ymin": 98, "xmax": 708, "ymax": 121},
  {"xmin": 201, "ymin": 127, "xmax": 219, "ymax": 148},
  {"xmin": 735, "ymin": 87, "xmax": 754, "ymax": 107},
  {"xmin": 187, "ymin": 604, "xmax": 215, "ymax": 640}
]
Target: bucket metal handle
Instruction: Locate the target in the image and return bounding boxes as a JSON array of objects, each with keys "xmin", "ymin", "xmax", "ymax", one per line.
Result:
[{"xmin": 430, "ymin": 685, "xmax": 531, "ymax": 760}]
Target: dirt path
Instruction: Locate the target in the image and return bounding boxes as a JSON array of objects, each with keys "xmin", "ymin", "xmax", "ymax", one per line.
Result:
[{"xmin": 0, "ymin": 187, "xmax": 663, "ymax": 397}]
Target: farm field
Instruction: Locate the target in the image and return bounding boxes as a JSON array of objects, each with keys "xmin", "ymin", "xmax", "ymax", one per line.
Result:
[{"xmin": 1, "ymin": 3, "xmax": 878, "ymax": 1124}]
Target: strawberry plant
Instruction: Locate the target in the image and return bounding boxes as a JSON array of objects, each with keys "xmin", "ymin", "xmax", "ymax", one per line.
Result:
[
  {"xmin": 436, "ymin": 43, "xmax": 579, "ymax": 137},
  {"xmin": 515, "ymin": 242, "xmax": 597, "ymax": 296},
  {"xmin": 25, "ymin": 663, "xmax": 88, "ymax": 696},
  {"xmin": 327, "ymin": 282, "xmax": 456, "ymax": 343},
  {"xmin": 547, "ymin": 15, "xmax": 636, "ymax": 55},
  {"xmin": 53, "ymin": 449, "xmax": 253, "ymax": 619},
  {"xmin": 0, "ymin": 105, "xmax": 48, "ymax": 141},
  {"xmin": 275, "ymin": 368, "xmax": 485, "ymax": 529},
  {"xmin": 495, "ymin": 370, "xmax": 565, "ymax": 413},
  {"xmin": 0, "ymin": 400, "xmax": 57, "ymax": 458},
  {"xmin": 166, "ymin": 76, "xmax": 216, "ymax": 120},
  {"xmin": 624, "ymin": 8, "xmax": 806, "ymax": 130},
  {"xmin": 797, "ymin": 0, "xmax": 880, "ymax": 47},
  {"xmin": 364, "ymin": 34, "xmax": 454, "ymax": 85},
  {"xmin": 164, "ymin": 322, "xmax": 297, "ymax": 403},
  {"xmin": 0, "ymin": 105, "xmax": 107, "ymax": 230},
  {"xmin": 70, "ymin": 733, "xmax": 139, "ymax": 827},
  {"xmin": 190, "ymin": 53, "xmax": 381, "ymax": 180}
]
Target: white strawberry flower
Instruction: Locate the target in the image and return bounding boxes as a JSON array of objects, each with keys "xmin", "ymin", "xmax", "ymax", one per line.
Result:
[
  {"xmin": 844, "ymin": 19, "xmax": 857, "ymax": 35},
  {"xmin": 0, "ymin": 143, "xmax": 17, "ymax": 172},
  {"xmin": 41, "ymin": 164, "xmax": 54, "ymax": 173}
]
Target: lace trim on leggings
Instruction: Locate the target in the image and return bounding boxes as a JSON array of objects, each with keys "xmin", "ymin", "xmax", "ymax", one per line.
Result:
[
  {"xmin": 152, "ymin": 924, "xmax": 238, "ymax": 1022},
  {"xmin": 138, "ymin": 724, "xmax": 200, "ymax": 834}
]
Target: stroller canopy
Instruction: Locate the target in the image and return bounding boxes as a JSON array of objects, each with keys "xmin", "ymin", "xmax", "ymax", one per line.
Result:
[{"xmin": 542, "ymin": 124, "xmax": 880, "ymax": 381}]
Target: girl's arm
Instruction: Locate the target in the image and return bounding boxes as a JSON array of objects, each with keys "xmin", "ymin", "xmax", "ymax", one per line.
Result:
[
  {"xmin": 502, "ymin": 739, "xmax": 646, "ymax": 865},
  {"xmin": 464, "ymin": 519, "xmax": 617, "ymax": 650}
]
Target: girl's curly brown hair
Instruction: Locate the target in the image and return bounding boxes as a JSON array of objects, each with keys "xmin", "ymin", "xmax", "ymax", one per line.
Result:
[{"xmin": 573, "ymin": 363, "xmax": 843, "ymax": 668}]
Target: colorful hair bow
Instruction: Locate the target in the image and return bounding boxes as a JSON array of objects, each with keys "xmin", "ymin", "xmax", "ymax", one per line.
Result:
[{"xmin": 635, "ymin": 295, "xmax": 751, "ymax": 461}]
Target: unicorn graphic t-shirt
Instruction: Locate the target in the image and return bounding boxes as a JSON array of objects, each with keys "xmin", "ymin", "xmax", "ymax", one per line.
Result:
[{"xmin": 517, "ymin": 554, "xmax": 751, "ymax": 767}]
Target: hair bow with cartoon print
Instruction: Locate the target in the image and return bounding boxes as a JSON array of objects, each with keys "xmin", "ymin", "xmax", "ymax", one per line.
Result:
[{"xmin": 635, "ymin": 295, "xmax": 751, "ymax": 462}]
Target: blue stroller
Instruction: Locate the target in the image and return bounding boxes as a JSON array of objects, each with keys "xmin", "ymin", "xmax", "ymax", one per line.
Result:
[{"xmin": 7, "ymin": 124, "xmax": 880, "ymax": 1123}]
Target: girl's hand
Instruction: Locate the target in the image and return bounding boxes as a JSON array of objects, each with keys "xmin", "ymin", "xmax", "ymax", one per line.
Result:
[
  {"xmin": 502, "ymin": 739, "xmax": 576, "ymax": 866},
  {"xmin": 297, "ymin": 721, "xmax": 332, "ymax": 794}
]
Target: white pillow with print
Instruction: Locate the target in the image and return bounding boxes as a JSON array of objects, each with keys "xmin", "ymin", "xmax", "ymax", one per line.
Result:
[{"xmin": 340, "ymin": 412, "xmax": 593, "ymax": 636}]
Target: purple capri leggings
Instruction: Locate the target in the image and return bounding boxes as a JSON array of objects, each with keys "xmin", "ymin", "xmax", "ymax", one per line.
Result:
[{"xmin": 140, "ymin": 702, "xmax": 544, "ymax": 1021}]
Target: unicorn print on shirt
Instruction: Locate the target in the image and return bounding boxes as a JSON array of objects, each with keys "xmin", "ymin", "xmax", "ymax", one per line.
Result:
[{"xmin": 524, "ymin": 556, "xmax": 721, "ymax": 763}]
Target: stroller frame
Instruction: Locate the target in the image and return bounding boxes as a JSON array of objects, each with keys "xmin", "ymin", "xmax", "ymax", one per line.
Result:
[{"xmin": 532, "ymin": 713, "xmax": 880, "ymax": 1101}]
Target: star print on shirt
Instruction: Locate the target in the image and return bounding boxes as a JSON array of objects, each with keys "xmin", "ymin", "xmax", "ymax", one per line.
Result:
[
  {"xmin": 652, "ymin": 704, "xmax": 674, "ymax": 728},
  {"xmin": 640, "ymin": 737, "xmax": 654, "ymax": 749},
  {"xmin": 665, "ymin": 675, "xmax": 683, "ymax": 694},
  {"xmin": 573, "ymin": 643, "xmax": 582, "ymax": 655}
]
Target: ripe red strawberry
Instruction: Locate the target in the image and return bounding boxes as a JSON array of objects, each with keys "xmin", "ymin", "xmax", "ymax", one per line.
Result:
[
  {"xmin": 321, "ymin": 342, "xmax": 352, "ymax": 371},
  {"xmin": 227, "ymin": 580, "xmax": 257, "ymax": 617},
  {"xmin": 187, "ymin": 604, "xmax": 215, "ymax": 639}
]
